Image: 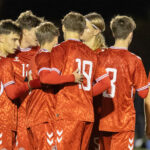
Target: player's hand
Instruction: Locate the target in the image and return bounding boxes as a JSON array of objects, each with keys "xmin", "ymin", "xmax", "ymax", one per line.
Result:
[
  {"xmin": 72, "ymin": 69, "xmax": 83, "ymax": 83},
  {"xmin": 28, "ymin": 70, "xmax": 33, "ymax": 82},
  {"xmin": 28, "ymin": 70, "xmax": 33, "ymax": 90}
]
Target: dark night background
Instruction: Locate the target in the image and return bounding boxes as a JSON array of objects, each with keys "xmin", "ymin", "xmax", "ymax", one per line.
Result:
[{"xmin": 0, "ymin": 0, "xmax": 149, "ymax": 73}]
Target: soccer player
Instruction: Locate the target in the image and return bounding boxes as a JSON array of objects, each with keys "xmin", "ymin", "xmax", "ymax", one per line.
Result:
[
  {"xmin": 81, "ymin": 12, "xmax": 107, "ymax": 52},
  {"xmin": 97, "ymin": 15, "xmax": 149, "ymax": 150},
  {"xmin": 49, "ymin": 11, "xmax": 110, "ymax": 150},
  {"xmin": 0, "ymin": 19, "xmax": 39, "ymax": 150},
  {"xmin": 81, "ymin": 12, "xmax": 107, "ymax": 150},
  {"xmin": 13, "ymin": 10, "xmax": 43, "ymax": 150},
  {"xmin": 145, "ymin": 72, "xmax": 150, "ymax": 138},
  {"xmin": 26, "ymin": 21, "xmax": 83, "ymax": 150}
]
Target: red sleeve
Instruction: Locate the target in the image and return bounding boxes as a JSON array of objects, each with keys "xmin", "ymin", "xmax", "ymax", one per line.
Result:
[
  {"xmin": 133, "ymin": 59, "xmax": 149, "ymax": 98},
  {"xmin": 93, "ymin": 76, "xmax": 111, "ymax": 96},
  {"xmin": 39, "ymin": 70, "xmax": 75, "ymax": 85},
  {"xmin": 1, "ymin": 58, "xmax": 29, "ymax": 100},
  {"xmin": 5, "ymin": 83, "xmax": 29, "ymax": 100},
  {"xmin": 94, "ymin": 59, "xmax": 108, "ymax": 82}
]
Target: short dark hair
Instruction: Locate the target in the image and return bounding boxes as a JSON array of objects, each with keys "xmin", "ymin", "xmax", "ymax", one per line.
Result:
[
  {"xmin": 62, "ymin": 11, "xmax": 86, "ymax": 34},
  {"xmin": 0, "ymin": 19, "xmax": 22, "ymax": 36},
  {"xmin": 16, "ymin": 10, "xmax": 43, "ymax": 30},
  {"xmin": 36, "ymin": 22, "xmax": 59, "ymax": 46},
  {"xmin": 110, "ymin": 15, "xmax": 136, "ymax": 39}
]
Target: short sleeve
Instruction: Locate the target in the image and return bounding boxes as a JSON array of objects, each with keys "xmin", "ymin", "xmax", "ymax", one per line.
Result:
[
  {"xmin": 133, "ymin": 59, "xmax": 148, "ymax": 91},
  {"xmin": 50, "ymin": 45, "xmax": 65, "ymax": 74},
  {"xmin": 94, "ymin": 58, "xmax": 108, "ymax": 82},
  {"xmin": 1, "ymin": 58, "xmax": 15, "ymax": 88},
  {"xmin": 148, "ymin": 72, "xmax": 150, "ymax": 86},
  {"xmin": 35, "ymin": 52, "xmax": 51, "ymax": 74}
]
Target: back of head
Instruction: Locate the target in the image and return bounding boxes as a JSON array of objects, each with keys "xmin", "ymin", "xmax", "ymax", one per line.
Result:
[
  {"xmin": 85, "ymin": 12, "xmax": 105, "ymax": 32},
  {"xmin": 16, "ymin": 10, "xmax": 43, "ymax": 30},
  {"xmin": 110, "ymin": 15, "xmax": 136, "ymax": 39},
  {"xmin": 36, "ymin": 22, "xmax": 59, "ymax": 46},
  {"xmin": 62, "ymin": 11, "xmax": 86, "ymax": 34},
  {"xmin": 0, "ymin": 19, "xmax": 21, "ymax": 36}
]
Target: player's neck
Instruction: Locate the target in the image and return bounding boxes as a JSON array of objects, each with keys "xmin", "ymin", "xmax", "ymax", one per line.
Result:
[
  {"xmin": 40, "ymin": 44, "xmax": 53, "ymax": 52},
  {"xmin": 83, "ymin": 37, "xmax": 96, "ymax": 51},
  {"xmin": 20, "ymin": 38, "xmax": 31, "ymax": 49},
  {"xmin": 0, "ymin": 44, "xmax": 8, "ymax": 57},
  {"xmin": 113, "ymin": 39, "xmax": 129, "ymax": 49},
  {"xmin": 64, "ymin": 32, "xmax": 80, "ymax": 41}
]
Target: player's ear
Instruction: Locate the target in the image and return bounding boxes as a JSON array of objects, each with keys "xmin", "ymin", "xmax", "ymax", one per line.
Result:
[
  {"xmin": 62, "ymin": 25, "xmax": 65, "ymax": 33},
  {"xmin": 128, "ymin": 32, "xmax": 133, "ymax": 38},
  {"xmin": 22, "ymin": 29, "xmax": 28, "ymax": 36},
  {"xmin": 93, "ymin": 29, "xmax": 100, "ymax": 36}
]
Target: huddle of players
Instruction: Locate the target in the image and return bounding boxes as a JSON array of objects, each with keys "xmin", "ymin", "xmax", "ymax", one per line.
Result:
[{"xmin": 0, "ymin": 10, "xmax": 149, "ymax": 150}]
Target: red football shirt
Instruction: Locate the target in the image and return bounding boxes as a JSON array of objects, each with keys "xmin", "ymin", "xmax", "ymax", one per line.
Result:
[
  {"xmin": 50, "ymin": 39, "xmax": 108, "ymax": 122},
  {"xmin": 0, "ymin": 57, "xmax": 17, "ymax": 130},
  {"xmin": 98, "ymin": 46, "xmax": 148, "ymax": 132},
  {"xmin": 26, "ymin": 49, "xmax": 55, "ymax": 127},
  {"xmin": 10, "ymin": 47, "xmax": 39, "ymax": 129}
]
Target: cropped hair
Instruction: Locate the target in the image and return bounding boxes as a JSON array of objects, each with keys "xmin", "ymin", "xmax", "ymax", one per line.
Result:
[
  {"xmin": 35, "ymin": 22, "xmax": 59, "ymax": 45},
  {"xmin": 0, "ymin": 19, "xmax": 22, "ymax": 36},
  {"xmin": 62, "ymin": 11, "xmax": 86, "ymax": 34},
  {"xmin": 16, "ymin": 10, "xmax": 43, "ymax": 30},
  {"xmin": 110, "ymin": 15, "xmax": 136, "ymax": 39}
]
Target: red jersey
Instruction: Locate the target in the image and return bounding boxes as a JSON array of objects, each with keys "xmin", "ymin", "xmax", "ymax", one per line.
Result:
[
  {"xmin": 0, "ymin": 57, "xmax": 17, "ymax": 130},
  {"xmin": 26, "ymin": 49, "xmax": 55, "ymax": 127},
  {"xmin": 98, "ymin": 46, "xmax": 148, "ymax": 132},
  {"xmin": 11, "ymin": 47, "xmax": 39, "ymax": 106},
  {"xmin": 51, "ymin": 39, "xmax": 107, "ymax": 122}
]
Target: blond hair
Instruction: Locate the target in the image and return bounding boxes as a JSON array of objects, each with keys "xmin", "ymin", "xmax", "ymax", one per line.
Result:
[{"xmin": 85, "ymin": 12, "xmax": 107, "ymax": 50}]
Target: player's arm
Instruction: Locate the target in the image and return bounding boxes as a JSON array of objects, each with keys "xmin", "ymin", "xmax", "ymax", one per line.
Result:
[
  {"xmin": 93, "ymin": 63, "xmax": 111, "ymax": 97},
  {"xmin": 134, "ymin": 59, "xmax": 149, "ymax": 99},
  {"xmin": 145, "ymin": 73, "xmax": 150, "ymax": 138},
  {"xmin": 1, "ymin": 59, "xmax": 29, "ymax": 100},
  {"xmin": 36, "ymin": 48, "xmax": 83, "ymax": 85}
]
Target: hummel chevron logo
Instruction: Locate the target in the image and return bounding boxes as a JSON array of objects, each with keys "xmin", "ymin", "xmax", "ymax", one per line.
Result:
[
  {"xmin": 47, "ymin": 138, "xmax": 53, "ymax": 146},
  {"xmin": 129, "ymin": 138, "xmax": 133, "ymax": 144},
  {"xmin": 0, "ymin": 133, "xmax": 2, "ymax": 138},
  {"xmin": 57, "ymin": 130, "xmax": 63, "ymax": 136},
  {"xmin": 128, "ymin": 144, "xmax": 133, "ymax": 150},
  {"xmin": 13, "ymin": 57, "xmax": 19, "ymax": 62},
  {"xmin": 47, "ymin": 132, "xmax": 53, "ymax": 139},
  {"xmin": 57, "ymin": 137, "xmax": 62, "ymax": 143}
]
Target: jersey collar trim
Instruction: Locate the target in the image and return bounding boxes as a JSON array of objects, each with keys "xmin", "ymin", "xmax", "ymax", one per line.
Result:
[
  {"xmin": 68, "ymin": 39, "xmax": 80, "ymax": 42},
  {"xmin": 110, "ymin": 46, "xmax": 128, "ymax": 50},
  {"xmin": 19, "ymin": 47, "xmax": 32, "ymax": 52}
]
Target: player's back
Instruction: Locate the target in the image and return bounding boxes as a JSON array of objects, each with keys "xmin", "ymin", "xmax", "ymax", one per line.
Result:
[
  {"xmin": 26, "ymin": 49, "xmax": 55, "ymax": 127},
  {"xmin": 52, "ymin": 39, "xmax": 101, "ymax": 122},
  {"xmin": 98, "ymin": 46, "xmax": 148, "ymax": 132}
]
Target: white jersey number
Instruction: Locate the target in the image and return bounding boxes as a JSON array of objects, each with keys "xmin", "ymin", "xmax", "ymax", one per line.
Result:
[
  {"xmin": 22, "ymin": 64, "xmax": 29, "ymax": 77},
  {"xmin": 0, "ymin": 82, "xmax": 4, "ymax": 96},
  {"xmin": 76, "ymin": 58, "xmax": 93, "ymax": 91},
  {"xmin": 103, "ymin": 68, "xmax": 117, "ymax": 98}
]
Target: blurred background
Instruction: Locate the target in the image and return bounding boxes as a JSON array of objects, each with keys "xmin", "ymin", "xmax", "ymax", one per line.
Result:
[{"xmin": 0, "ymin": 0, "xmax": 149, "ymax": 149}]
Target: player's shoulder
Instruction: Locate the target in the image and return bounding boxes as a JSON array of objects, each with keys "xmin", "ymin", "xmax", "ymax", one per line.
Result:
[
  {"xmin": 0, "ymin": 57, "xmax": 12, "ymax": 67},
  {"xmin": 128, "ymin": 51, "xmax": 142, "ymax": 60}
]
